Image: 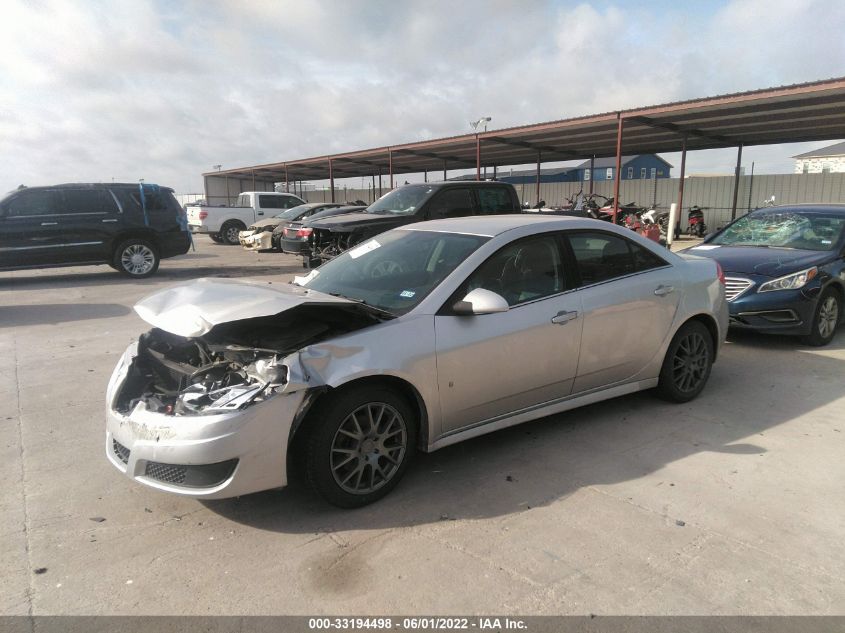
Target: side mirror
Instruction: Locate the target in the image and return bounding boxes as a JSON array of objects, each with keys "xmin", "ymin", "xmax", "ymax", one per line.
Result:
[{"xmin": 452, "ymin": 288, "xmax": 509, "ymax": 315}]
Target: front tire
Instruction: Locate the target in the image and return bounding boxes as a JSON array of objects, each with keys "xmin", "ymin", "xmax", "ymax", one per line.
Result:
[
  {"xmin": 113, "ymin": 239, "xmax": 159, "ymax": 278},
  {"xmin": 220, "ymin": 221, "xmax": 245, "ymax": 245},
  {"xmin": 304, "ymin": 386, "xmax": 417, "ymax": 508},
  {"xmin": 209, "ymin": 233, "xmax": 224, "ymax": 244},
  {"xmin": 801, "ymin": 289, "xmax": 841, "ymax": 347},
  {"xmin": 656, "ymin": 320, "xmax": 714, "ymax": 403}
]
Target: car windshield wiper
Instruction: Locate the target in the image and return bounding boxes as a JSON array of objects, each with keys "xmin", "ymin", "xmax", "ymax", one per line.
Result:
[{"xmin": 326, "ymin": 292, "xmax": 396, "ymax": 318}]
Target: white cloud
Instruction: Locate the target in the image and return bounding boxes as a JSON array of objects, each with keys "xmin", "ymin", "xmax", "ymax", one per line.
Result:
[{"xmin": 1, "ymin": 0, "xmax": 843, "ymax": 194}]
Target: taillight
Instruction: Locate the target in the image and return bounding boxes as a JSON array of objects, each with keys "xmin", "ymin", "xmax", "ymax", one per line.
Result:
[
  {"xmin": 199, "ymin": 211, "xmax": 208, "ymax": 220},
  {"xmin": 715, "ymin": 261, "xmax": 725, "ymax": 285},
  {"xmin": 297, "ymin": 227, "xmax": 313, "ymax": 238}
]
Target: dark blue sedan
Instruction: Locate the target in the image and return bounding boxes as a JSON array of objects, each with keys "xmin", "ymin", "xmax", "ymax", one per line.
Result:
[{"xmin": 683, "ymin": 205, "xmax": 845, "ymax": 346}]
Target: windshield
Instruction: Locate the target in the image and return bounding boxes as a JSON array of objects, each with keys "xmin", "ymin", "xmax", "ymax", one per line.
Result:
[
  {"xmin": 366, "ymin": 185, "xmax": 436, "ymax": 216},
  {"xmin": 710, "ymin": 210, "xmax": 845, "ymax": 251},
  {"xmin": 296, "ymin": 229, "xmax": 488, "ymax": 315},
  {"xmin": 273, "ymin": 205, "xmax": 310, "ymax": 220}
]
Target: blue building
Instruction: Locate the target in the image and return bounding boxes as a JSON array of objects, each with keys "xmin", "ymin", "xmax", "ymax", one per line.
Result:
[{"xmin": 491, "ymin": 154, "xmax": 672, "ymax": 184}]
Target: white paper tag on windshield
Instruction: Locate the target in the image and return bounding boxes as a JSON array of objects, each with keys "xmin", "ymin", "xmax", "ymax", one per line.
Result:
[
  {"xmin": 293, "ymin": 269, "xmax": 319, "ymax": 286},
  {"xmin": 349, "ymin": 240, "xmax": 381, "ymax": 259},
  {"xmin": 692, "ymin": 245, "xmax": 720, "ymax": 250}
]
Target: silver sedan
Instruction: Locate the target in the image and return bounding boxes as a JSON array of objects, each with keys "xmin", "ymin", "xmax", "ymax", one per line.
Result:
[{"xmin": 105, "ymin": 215, "xmax": 728, "ymax": 507}]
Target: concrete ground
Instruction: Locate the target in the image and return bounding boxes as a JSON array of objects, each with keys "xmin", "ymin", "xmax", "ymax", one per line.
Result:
[{"xmin": 1, "ymin": 236, "xmax": 843, "ymax": 616}]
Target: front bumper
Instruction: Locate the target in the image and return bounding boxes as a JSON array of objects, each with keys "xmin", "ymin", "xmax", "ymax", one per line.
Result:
[
  {"xmin": 104, "ymin": 346, "xmax": 307, "ymax": 499},
  {"xmin": 238, "ymin": 230, "xmax": 274, "ymax": 251},
  {"xmin": 728, "ymin": 282, "xmax": 819, "ymax": 336}
]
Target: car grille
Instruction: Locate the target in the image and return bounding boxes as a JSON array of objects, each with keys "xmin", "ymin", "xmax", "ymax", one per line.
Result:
[
  {"xmin": 725, "ymin": 277, "xmax": 753, "ymax": 302},
  {"xmin": 142, "ymin": 459, "xmax": 239, "ymax": 488},
  {"xmin": 145, "ymin": 461, "xmax": 187, "ymax": 485},
  {"xmin": 112, "ymin": 439, "xmax": 130, "ymax": 465}
]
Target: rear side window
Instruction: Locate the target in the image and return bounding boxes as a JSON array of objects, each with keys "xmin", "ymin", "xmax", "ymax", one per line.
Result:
[
  {"xmin": 259, "ymin": 194, "xmax": 299, "ymax": 209},
  {"xmin": 427, "ymin": 188, "xmax": 474, "ymax": 219},
  {"xmin": 567, "ymin": 231, "xmax": 668, "ymax": 285},
  {"xmin": 4, "ymin": 190, "xmax": 59, "ymax": 217},
  {"xmin": 477, "ymin": 187, "xmax": 514, "ymax": 214},
  {"xmin": 60, "ymin": 189, "xmax": 117, "ymax": 214},
  {"xmin": 130, "ymin": 190, "xmax": 166, "ymax": 211}
]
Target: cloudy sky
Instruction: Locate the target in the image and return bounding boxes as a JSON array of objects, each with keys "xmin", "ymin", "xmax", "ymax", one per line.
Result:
[{"xmin": 2, "ymin": 0, "xmax": 844, "ymax": 194}]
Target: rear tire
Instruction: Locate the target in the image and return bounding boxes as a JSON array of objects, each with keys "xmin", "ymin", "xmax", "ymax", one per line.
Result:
[
  {"xmin": 656, "ymin": 320, "xmax": 714, "ymax": 403},
  {"xmin": 304, "ymin": 386, "xmax": 417, "ymax": 508},
  {"xmin": 801, "ymin": 289, "xmax": 840, "ymax": 347},
  {"xmin": 113, "ymin": 238, "xmax": 160, "ymax": 279},
  {"xmin": 220, "ymin": 221, "xmax": 245, "ymax": 245},
  {"xmin": 209, "ymin": 233, "xmax": 224, "ymax": 244}
]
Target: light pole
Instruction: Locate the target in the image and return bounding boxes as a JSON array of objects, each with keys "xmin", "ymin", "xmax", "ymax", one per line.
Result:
[
  {"xmin": 470, "ymin": 117, "xmax": 492, "ymax": 179},
  {"xmin": 213, "ymin": 164, "xmax": 222, "ymax": 172}
]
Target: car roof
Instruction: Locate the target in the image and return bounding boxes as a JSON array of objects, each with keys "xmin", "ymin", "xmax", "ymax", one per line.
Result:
[
  {"xmin": 15, "ymin": 183, "xmax": 175, "ymax": 193},
  {"xmin": 402, "ymin": 214, "xmax": 607, "ymax": 237}
]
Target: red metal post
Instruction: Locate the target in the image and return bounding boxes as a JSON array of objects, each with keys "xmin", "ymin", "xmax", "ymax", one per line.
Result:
[
  {"xmin": 731, "ymin": 143, "xmax": 744, "ymax": 220},
  {"xmin": 388, "ymin": 149, "xmax": 394, "ymax": 189},
  {"xmin": 676, "ymin": 135, "xmax": 687, "ymax": 235},
  {"xmin": 328, "ymin": 158, "xmax": 335, "ymax": 203},
  {"xmin": 493, "ymin": 165, "xmax": 497, "ymax": 180},
  {"xmin": 371, "ymin": 174, "xmax": 376, "ymax": 202},
  {"xmin": 535, "ymin": 151, "xmax": 541, "ymax": 206},
  {"xmin": 424, "ymin": 171, "xmax": 427, "ymax": 183},
  {"xmin": 284, "ymin": 165, "xmax": 289, "ymax": 192},
  {"xmin": 612, "ymin": 113, "xmax": 623, "ymax": 223},
  {"xmin": 378, "ymin": 169, "xmax": 382, "ymax": 197},
  {"xmin": 476, "ymin": 135, "xmax": 481, "ymax": 181},
  {"xmin": 589, "ymin": 156, "xmax": 595, "ymax": 194},
  {"xmin": 443, "ymin": 160, "xmax": 447, "ymax": 182}
]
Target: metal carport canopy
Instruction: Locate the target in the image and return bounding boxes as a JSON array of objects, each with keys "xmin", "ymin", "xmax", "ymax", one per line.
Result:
[{"xmin": 205, "ymin": 76, "xmax": 845, "ymax": 183}]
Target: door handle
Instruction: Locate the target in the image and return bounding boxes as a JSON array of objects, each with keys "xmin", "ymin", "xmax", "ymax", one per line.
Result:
[
  {"xmin": 551, "ymin": 310, "xmax": 579, "ymax": 325},
  {"xmin": 40, "ymin": 222, "xmax": 57, "ymax": 226},
  {"xmin": 102, "ymin": 218, "xmax": 118, "ymax": 223},
  {"xmin": 654, "ymin": 285, "xmax": 675, "ymax": 296},
  {"xmin": 257, "ymin": 212, "xmax": 264, "ymax": 215}
]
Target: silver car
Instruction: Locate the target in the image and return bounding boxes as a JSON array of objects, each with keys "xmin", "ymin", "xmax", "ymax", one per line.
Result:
[{"xmin": 105, "ymin": 215, "xmax": 728, "ymax": 507}]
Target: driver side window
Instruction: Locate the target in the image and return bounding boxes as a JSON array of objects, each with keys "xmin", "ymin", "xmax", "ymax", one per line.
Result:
[
  {"xmin": 464, "ymin": 234, "xmax": 566, "ymax": 306},
  {"xmin": 427, "ymin": 188, "xmax": 473, "ymax": 219}
]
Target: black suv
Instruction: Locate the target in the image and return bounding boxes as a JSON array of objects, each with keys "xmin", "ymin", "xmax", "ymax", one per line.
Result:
[
  {"xmin": 0, "ymin": 183, "xmax": 192, "ymax": 278},
  {"xmin": 303, "ymin": 181, "xmax": 522, "ymax": 265}
]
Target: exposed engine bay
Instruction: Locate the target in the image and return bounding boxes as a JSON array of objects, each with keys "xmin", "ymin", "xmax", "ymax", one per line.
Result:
[
  {"xmin": 114, "ymin": 305, "xmax": 381, "ymax": 416},
  {"xmin": 306, "ymin": 228, "xmax": 361, "ymax": 261}
]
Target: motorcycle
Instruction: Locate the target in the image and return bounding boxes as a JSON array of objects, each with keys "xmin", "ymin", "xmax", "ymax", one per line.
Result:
[{"xmin": 686, "ymin": 205, "xmax": 707, "ymax": 237}]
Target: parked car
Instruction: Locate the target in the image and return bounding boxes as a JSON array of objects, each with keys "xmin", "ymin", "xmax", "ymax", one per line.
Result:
[
  {"xmin": 301, "ymin": 181, "xmax": 522, "ymax": 266},
  {"xmin": 0, "ymin": 183, "xmax": 191, "ymax": 278},
  {"xmin": 105, "ymin": 215, "xmax": 727, "ymax": 507},
  {"xmin": 280, "ymin": 205, "xmax": 366, "ymax": 254},
  {"xmin": 186, "ymin": 191, "xmax": 305, "ymax": 245},
  {"xmin": 238, "ymin": 203, "xmax": 345, "ymax": 251},
  {"xmin": 683, "ymin": 204, "xmax": 845, "ymax": 346}
]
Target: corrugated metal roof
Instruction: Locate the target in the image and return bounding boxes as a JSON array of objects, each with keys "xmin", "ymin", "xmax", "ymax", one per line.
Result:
[
  {"xmin": 792, "ymin": 140, "xmax": 845, "ymax": 159},
  {"xmin": 206, "ymin": 76, "xmax": 845, "ymax": 183}
]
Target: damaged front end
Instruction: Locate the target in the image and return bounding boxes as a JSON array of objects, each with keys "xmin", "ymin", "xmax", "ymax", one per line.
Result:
[
  {"xmin": 302, "ymin": 228, "xmax": 359, "ymax": 267},
  {"xmin": 113, "ymin": 304, "xmax": 381, "ymax": 418}
]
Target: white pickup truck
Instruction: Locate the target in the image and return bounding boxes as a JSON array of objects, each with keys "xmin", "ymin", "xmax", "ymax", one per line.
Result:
[{"xmin": 187, "ymin": 191, "xmax": 305, "ymax": 244}]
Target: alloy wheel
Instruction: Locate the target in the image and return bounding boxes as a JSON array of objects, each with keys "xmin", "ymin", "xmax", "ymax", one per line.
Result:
[
  {"xmin": 226, "ymin": 226, "xmax": 240, "ymax": 244},
  {"xmin": 818, "ymin": 296, "xmax": 839, "ymax": 339},
  {"xmin": 330, "ymin": 402, "xmax": 408, "ymax": 495},
  {"xmin": 120, "ymin": 244, "xmax": 155, "ymax": 276},
  {"xmin": 671, "ymin": 331, "xmax": 709, "ymax": 393}
]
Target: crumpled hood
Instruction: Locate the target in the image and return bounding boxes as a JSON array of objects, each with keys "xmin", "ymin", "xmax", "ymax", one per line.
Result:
[
  {"xmin": 248, "ymin": 218, "xmax": 285, "ymax": 230},
  {"xmin": 685, "ymin": 245, "xmax": 831, "ymax": 277},
  {"xmin": 134, "ymin": 277, "xmax": 358, "ymax": 337}
]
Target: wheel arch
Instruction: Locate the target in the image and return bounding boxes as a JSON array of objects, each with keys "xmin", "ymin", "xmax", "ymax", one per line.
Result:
[
  {"xmin": 109, "ymin": 229, "xmax": 162, "ymax": 253},
  {"xmin": 286, "ymin": 375, "xmax": 431, "ymax": 477},
  {"xmin": 685, "ymin": 312, "xmax": 720, "ymax": 360}
]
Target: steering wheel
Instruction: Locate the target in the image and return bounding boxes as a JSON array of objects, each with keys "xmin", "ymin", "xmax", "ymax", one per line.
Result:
[{"xmin": 369, "ymin": 259, "xmax": 405, "ymax": 278}]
